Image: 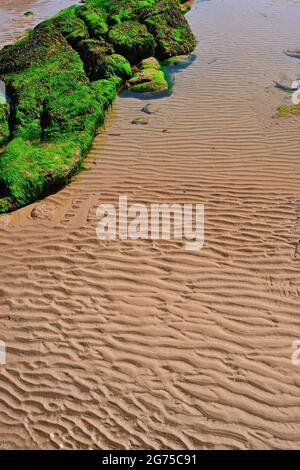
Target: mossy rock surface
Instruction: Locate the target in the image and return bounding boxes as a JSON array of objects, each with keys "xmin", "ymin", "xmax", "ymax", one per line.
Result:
[
  {"xmin": 0, "ymin": 23, "xmax": 69, "ymax": 74},
  {"xmin": 76, "ymin": 38, "xmax": 114, "ymax": 80},
  {"xmin": 276, "ymin": 103, "xmax": 300, "ymax": 117},
  {"xmin": 76, "ymin": 3, "xmax": 108, "ymax": 39},
  {"xmin": 140, "ymin": 56, "xmax": 161, "ymax": 70},
  {"xmin": 0, "ymin": 0, "xmax": 196, "ymax": 212},
  {"xmin": 50, "ymin": 7, "xmax": 90, "ymax": 46},
  {"xmin": 127, "ymin": 69, "xmax": 168, "ymax": 92},
  {"xmin": 126, "ymin": 57, "xmax": 168, "ymax": 92},
  {"xmin": 0, "ymin": 103, "xmax": 10, "ymax": 146},
  {"xmin": 108, "ymin": 21, "xmax": 156, "ymax": 64},
  {"xmin": 103, "ymin": 54, "xmax": 133, "ymax": 82}
]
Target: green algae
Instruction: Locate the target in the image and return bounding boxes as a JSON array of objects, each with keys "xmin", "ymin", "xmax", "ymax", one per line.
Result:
[
  {"xmin": 103, "ymin": 54, "xmax": 133, "ymax": 83},
  {"xmin": 275, "ymin": 104, "xmax": 300, "ymax": 118},
  {"xmin": 127, "ymin": 57, "xmax": 168, "ymax": 92},
  {"xmin": 49, "ymin": 6, "xmax": 90, "ymax": 46},
  {"xmin": 108, "ymin": 21, "xmax": 156, "ymax": 64},
  {"xmin": 0, "ymin": 25, "xmax": 106, "ymax": 209},
  {"xmin": 0, "ymin": 0, "xmax": 196, "ymax": 212},
  {"xmin": 76, "ymin": 3, "xmax": 108, "ymax": 39},
  {"xmin": 128, "ymin": 69, "xmax": 168, "ymax": 92},
  {"xmin": 76, "ymin": 38, "xmax": 114, "ymax": 80},
  {"xmin": 0, "ymin": 103, "xmax": 10, "ymax": 147}
]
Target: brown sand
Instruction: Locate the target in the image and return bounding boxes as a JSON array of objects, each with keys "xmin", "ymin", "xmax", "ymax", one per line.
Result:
[{"xmin": 1, "ymin": 0, "xmax": 300, "ymax": 450}]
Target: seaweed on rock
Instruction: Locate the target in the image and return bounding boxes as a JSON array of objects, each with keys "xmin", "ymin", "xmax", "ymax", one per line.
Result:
[
  {"xmin": 108, "ymin": 21, "xmax": 156, "ymax": 64},
  {"xmin": 0, "ymin": 0, "xmax": 196, "ymax": 212},
  {"xmin": 126, "ymin": 57, "xmax": 168, "ymax": 92},
  {"xmin": 0, "ymin": 101, "xmax": 10, "ymax": 147}
]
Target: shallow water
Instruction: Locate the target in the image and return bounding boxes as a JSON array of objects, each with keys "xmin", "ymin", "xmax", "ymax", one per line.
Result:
[
  {"xmin": 0, "ymin": 0, "xmax": 81, "ymax": 46},
  {"xmin": 1, "ymin": 0, "xmax": 300, "ymax": 450}
]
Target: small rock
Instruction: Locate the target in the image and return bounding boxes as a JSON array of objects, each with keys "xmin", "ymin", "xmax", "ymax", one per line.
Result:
[
  {"xmin": 140, "ymin": 57, "xmax": 161, "ymax": 70},
  {"xmin": 142, "ymin": 103, "xmax": 160, "ymax": 115},
  {"xmin": 31, "ymin": 203, "xmax": 56, "ymax": 220},
  {"xmin": 0, "ymin": 215, "xmax": 10, "ymax": 227},
  {"xmin": 127, "ymin": 71, "xmax": 153, "ymax": 87},
  {"xmin": 131, "ymin": 117, "xmax": 149, "ymax": 125}
]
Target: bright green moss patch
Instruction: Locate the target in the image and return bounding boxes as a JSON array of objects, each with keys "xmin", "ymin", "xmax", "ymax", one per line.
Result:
[
  {"xmin": 275, "ymin": 104, "xmax": 300, "ymax": 117},
  {"xmin": 0, "ymin": 0, "xmax": 196, "ymax": 212},
  {"xmin": 0, "ymin": 23, "xmax": 69, "ymax": 75},
  {"xmin": 104, "ymin": 54, "xmax": 133, "ymax": 82},
  {"xmin": 127, "ymin": 68, "xmax": 168, "ymax": 92},
  {"xmin": 0, "ymin": 197, "xmax": 11, "ymax": 214},
  {"xmin": 139, "ymin": 56, "xmax": 161, "ymax": 70},
  {"xmin": 143, "ymin": 0, "xmax": 196, "ymax": 59},
  {"xmin": 76, "ymin": 38, "xmax": 113, "ymax": 80},
  {"xmin": 108, "ymin": 21, "xmax": 156, "ymax": 63},
  {"xmin": 0, "ymin": 103, "xmax": 10, "ymax": 146},
  {"xmin": 92, "ymin": 79, "xmax": 117, "ymax": 109},
  {"xmin": 76, "ymin": 3, "xmax": 108, "ymax": 38},
  {"xmin": 0, "ymin": 137, "xmax": 81, "ymax": 207},
  {"xmin": 0, "ymin": 24, "xmax": 111, "ymax": 209},
  {"xmin": 49, "ymin": 6, "xmax": 89, "ymax": 46},
  {"xmin": 126, "ymin": 57, "xmax": 168, "ymax": 92}
]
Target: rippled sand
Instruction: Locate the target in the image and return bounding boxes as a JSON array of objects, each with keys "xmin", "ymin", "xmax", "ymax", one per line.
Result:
[{"xmin": 1, "ymin": 0, "xmax": 300, "ymax": 450}]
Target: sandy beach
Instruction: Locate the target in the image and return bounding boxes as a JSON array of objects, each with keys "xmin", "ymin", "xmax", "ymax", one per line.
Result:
[{"xmin": 1, "ymin": 0, "xmax": 300, "ymax": 450}]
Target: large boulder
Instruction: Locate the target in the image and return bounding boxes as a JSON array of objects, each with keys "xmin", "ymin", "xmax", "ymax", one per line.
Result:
[
  {"xmin": 142, "ymin": 0, "xmax": 196, "ymax": 59},
  {"xmin": 0, "ymin": 23, "xmax": 70, "ymax": 75}
]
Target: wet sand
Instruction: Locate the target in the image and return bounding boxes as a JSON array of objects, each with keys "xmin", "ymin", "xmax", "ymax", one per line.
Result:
[{"xmin": 1, "ymin": 0, "xmax": 300, "ymax": 450}]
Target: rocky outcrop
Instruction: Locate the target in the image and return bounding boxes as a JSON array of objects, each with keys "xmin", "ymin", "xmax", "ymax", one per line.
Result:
[{"xmin": 0, "ymin": 0, "xmax": 196, "ymax": 213}]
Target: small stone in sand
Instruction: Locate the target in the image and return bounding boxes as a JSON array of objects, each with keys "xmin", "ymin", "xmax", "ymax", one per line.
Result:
[
  {"xmin": 131, "ymin": 117, "xmax": 149, "ymax": 125},
  {"xmin": 0, "ymin": 215, "xmax": 10, "ymax": 227},
  {"xmin": 142, "ymin": 103, "xmax": 160, "ymax": 115},
  {"xmin": 31, "ymin": 203, "xmax": 56, "ymax": 220}
]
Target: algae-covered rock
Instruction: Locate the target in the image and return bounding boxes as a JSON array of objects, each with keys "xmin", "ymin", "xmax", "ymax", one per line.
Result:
[
  {"xmin": 126, "ymin": 57, "xmax": 168, "ymax": 93},
  {"xmin": 92, "ymin": 79, "xmax": 117, "ymax": 110},
  {"xmin": 275, "ymin": 104, "xmax": 300, "ymax": 118},
  {"xmin": 143, "ymin": 0, "xmax": 196, "ymax": 59},
  {"xmin": 108, "ymin": 21, "xmax": 156, "ymax": 64},
  {"xmin": 77, "ymin": 40, "xmax": 132, "ymax": 84},
  {"xmin": 0, "ymin": 23, "xmax": 69, "ymax": 74},
  {"xmin": 127, "ymin": 69, "xmax": 168, "ymax": 92},
  {"xmin": 0, "ymin": 24, "xmax": 107, "ymax": 208},
  {"xmin": 139, "ymin": 56, "xmax": 161, "ymax": 70},
  {"xmin": 76, "ymin": 38, "xmax": 114, "ymax": 80},
  {"xmin": 0, "ymin": 0, "xmax": 196, "ymax": 212},
  {"xmin": 50, "ymin": 6, "xmax": 89, "ymax": 46},
  {"xmin": 76, "ymin": 3, "xmax": 108, "ymax": 39},
  {"xmin": 103, "ymin": 54, "xmax": 133, "ymax": 84},
  {"xmin": 0, "ymin": 103, "xmax": 10, "ymax": 146}
]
